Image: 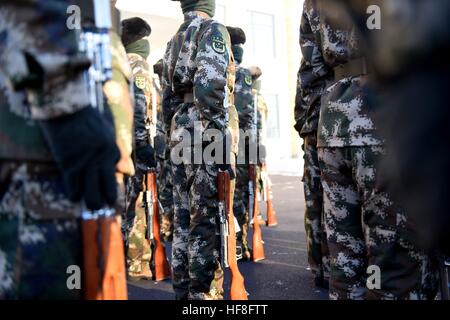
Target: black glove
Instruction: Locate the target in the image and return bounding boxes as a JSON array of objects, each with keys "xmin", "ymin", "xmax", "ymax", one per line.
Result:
[
  {"xmin": 135, "ymin": 144, "xmax": 156, "ymax": 170},
  {"xmin": 153, "ymin": 133, "xmax": 166, "ymax": 161},
  {"xmin": 218, "ymin": 132, "xmax": 236, "ymax": 180},
  {"xmin": 40, "ymin": 107, "xmax": 120, "ymax": 210}
]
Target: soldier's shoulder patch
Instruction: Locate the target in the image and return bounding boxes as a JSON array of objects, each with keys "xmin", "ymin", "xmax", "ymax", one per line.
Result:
[
  {"xmin": 211, "ymin": 36, "xmax": 226, "ymax": 54},
  {"xmin": 245, "ymin": 74, "xmax": 253, "ymax": 86},
  {"xmin": 135, "ymin": 75, "xmax": 146, "ymax": 90}
]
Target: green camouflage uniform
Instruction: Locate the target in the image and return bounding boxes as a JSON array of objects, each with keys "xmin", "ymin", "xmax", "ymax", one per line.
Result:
[
  {"xmin": 300, "ymin": 0, "xmax": 437, "ymax": 299},
  {"xmin": 124, "ymin": 52, "xmax": 154, "ymax": 277},
  {"xmin": 105, "ymin": 32, "xmax": 135, "ymax": 213},
  {"xmin": 0, "ymin": 1, "xmax": 133, "ymax": 299},
  {"xmin": 162, "ymin": 11, "xmax": 237, "ymax": 300},
  {"xmin": 294, "ymin": 2, "xmax": 331, "ymax": 281},
  {"xmin": 233, "ymin": 66, "xmax": 254, "ymax": 257}
]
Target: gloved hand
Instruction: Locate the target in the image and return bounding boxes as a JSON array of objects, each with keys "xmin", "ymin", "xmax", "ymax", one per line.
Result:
[
  {"xmin": 153, "ymin": 133, "xmax": 167, "ymax": 161},
  {"xmin": 39, "ymin": 107, "xmax": 120, "ymax": 210},
  {"xmin": 135, "ymin": 144, "xmax": 156, "ymax": 170},
  {"xmin": 203, "ymin": 122, "xmax": 236, "ymax": 179}
]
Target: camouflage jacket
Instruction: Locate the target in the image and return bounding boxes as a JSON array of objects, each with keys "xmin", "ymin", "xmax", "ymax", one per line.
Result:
[
  {"xmin": 162, "ymin": 12, "xmax": 237, "ymax": 152},
  {"xmin": 254, "ymin": 90, "xmax": 267, "ymax": 143},
  {"xmin": 153, "ymin": 76, "xmax": 168, "ymax": 161},
  {"xmin": 0, "ymin": 0, "xmax": 90, "ymax": 120},
  {"xmin": 127, "ymin": 53, "xmax": 153, "ymax": 154},
  {"xmin": 297, "ymin": 0, "xmax": 382, "ymax": 147},
  {"xmin": 234, "ymin": 65, "xmax": 254, "ymax": 132},
  {"xmin": 294, "ymin": 0, "xmax": 332, "ymax": 138},
  {"xmin": 105, "ymin": 33, "xmax": 135, "ymax": 176},
  {"xmin": 0, "ymin": 1, "xmax": 135, "ymax": 175},
  {"xmin": 0, "ymin": 0, "xmax": 89, "ymax": 162}
]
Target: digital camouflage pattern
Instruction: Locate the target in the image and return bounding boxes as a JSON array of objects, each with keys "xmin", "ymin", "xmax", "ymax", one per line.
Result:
[
  {"xmin": 105, "ymin": 32, "xmax": 135, "ymax": 176},
  {"xmin": 299, "ymin": 0, "xmax": 381, "ymax": 148},
  {"xmin": 128, "ymin": 53, "xmax": 153, "ymax": 153},
  {"xmin": 302, "ymin": 133, "xmax": 330, "ymax": 279},
  {"xmin": 294, "ymin": 0, "xmax": 331, "ymax": 138},
  {"xmin": 162, "ymin": 11, "xmax": 236, "ymax": 300},
  {"xmin": 0, "ymin": 76, "xmax": 53, "ymax": 162},
  {"xmin": 153, "ymin": 75, "xmax": 174, "ymax": 242},
  {"xmin": 0, "ymin": 163, "xmax": 83, "ymax": 299},
  {"xmin": 0, "ymin": 1, "xmax": 88, "ymax": 299},
  {"xmin": 347, "ymin": 0, "xmax": 450, "ymax": 256},
  {"xmin": 233, "ymin": 164, "xmax": 250, "ymax": 256},
  {"xmin": 319, "ymin": 146, "xmax": 438, "ymax": 300},
  {"xmin": 300, "ymin": 0, "xmax": 437, "ymax": 300},
  {"xmin": 0, "ymin": 0, "xmax": 90, "ymax": 120},
  {"xmin": 124, "ymin": 172, "xmax": 152, "ymax": 276},
  {"xmin": 233, "ymin": 65, "xmax": 254, "ymax": 257},
  {"xmin": 124, "ymin": 51, "xmax": 154, "ymax": 277},
  {"xmin": 295, "ymin": 4, "xmax": 330, "ymax": 281},
  {"xmin": 234, "ymin": 66, "xmax": 254, "ymax": 132},
  {"xmin": 0, "ymin": 2, "xmax": 133, "ymax": 299},
  {"xmin": 158, "ymin": 158, "xmax": 174, "ymax": 242}
]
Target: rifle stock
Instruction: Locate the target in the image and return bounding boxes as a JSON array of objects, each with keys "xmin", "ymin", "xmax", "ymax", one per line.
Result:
[
  {"xmin": 249, "ymin": 165, "xmax": 265, "ymax": 262},
  {"xmin": 218, "ymin": 171, "xmax": 248, "ymax": 300},
  {"xmin": 82, "ymin": 210, "xmax": 128, "ymax": 300},
  {"xmin": 78, "ymin": 0, "xmax": 128, "ymax": 300},
  {"xmin": 262, "ymin": 163, "xmax": 278, "ymax": 227},
  {"xmin": 146, "ymin": 171, "xmax": 171, "ymax": 282}
]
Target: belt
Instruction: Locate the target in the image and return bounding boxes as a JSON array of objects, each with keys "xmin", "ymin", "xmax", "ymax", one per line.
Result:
[
  {"xmin": 334, "ymin": 57, "xmax": 372, "ymax": 81},
  {"xmin": 184, "ymin": 93, "xmax": 194, "ymax": 103}
]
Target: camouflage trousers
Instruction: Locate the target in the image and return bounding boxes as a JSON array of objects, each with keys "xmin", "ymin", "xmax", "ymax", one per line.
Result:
[
  {"xmin": 318, "ymin": 146, "xmax": 438, "ymax": 300},
  {"xmin": 0, "ymin": 163, "xmax": 82, "ymax": 299},
  {"xmin": 302, "ymin": 133, "xmax": 330, "ymax": 278},
  {"xmin": 233, "ymin": 163, "xmax": 250, "ymax": 256},
  {"xmin": 124, "ymin": 169, "xmax": 152, "ymax": 276},
  {"xmin": 171, "ymin": 160, "xmax": 223, "ymax": 300},
  {"xmin": 158, "ymin": 157, "xmax": 174, "ymax": 242}
]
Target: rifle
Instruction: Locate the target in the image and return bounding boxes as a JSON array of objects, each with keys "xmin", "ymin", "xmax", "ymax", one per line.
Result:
[
  {"xmin": 249, "ymin": 91, "xmax": 265, "ymax": 262},
  {"xmin": 218, "ymin": 171, "xmax": 248, "ymax": 300},
  {"xmin": 143, "ymin": 170, "xmax": 171, "ymax": 281},
  {"xmin": 248, "ymin": 164, "xmax": 265, "ymax": 262},
  {"xmin": 261, "ymin": 162, "xmax": 278, "ymax": 227},
  {"xmin": 79, "ymin": 0, "xmax": 127, "ymax": 300}
]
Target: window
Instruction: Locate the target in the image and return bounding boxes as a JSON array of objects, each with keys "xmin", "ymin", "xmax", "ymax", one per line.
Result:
[
  {"xmin": 247, "ymin": 11, "xmax": 276, "ymax": 58},
  {"xmin": 215, "ymin": 4, "xmax": 226, "ymax": 24},
  {"xmin": 264, "ymin": 94, "xmax": 280, "ymax": 139}
]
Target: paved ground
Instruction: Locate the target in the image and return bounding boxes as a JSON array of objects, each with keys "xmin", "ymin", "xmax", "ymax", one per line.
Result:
[{"xmin": 128, "ymin": 175, "xmax": 328, "ymax": 300}]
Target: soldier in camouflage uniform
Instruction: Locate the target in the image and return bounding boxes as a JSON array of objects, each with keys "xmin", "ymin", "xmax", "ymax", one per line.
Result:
[
  {"xmin": 249, "ymin": 66, "xmax": 269, "ymax": 203},
  {"xmin": 0, "ymin": 0, "xmax": 133, "ymax": 299},
  {"xmin": 121, "ymin": 17, "xmax": 156, "ymax": 281},
  {"xmin": 299, "ymin": 0, "xmax": 437, "ymax": 299},
  {"xmin": 342, "ymin": 0, "xmax": 448, "ymax": 293},
  {"xmin": 227, "ymin": 26, "xmax": 254, "ymax": 261},
  {"xmin": 163, "ymin": 0, "xmax": 238, "ymax": 300},
  {"xmin": 294, "ymin": 6, "xmax": 331, "ymax": 289},
  {"xmin": 153, "ymin": 59, "xmax": 174, "ymax": 243}
]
